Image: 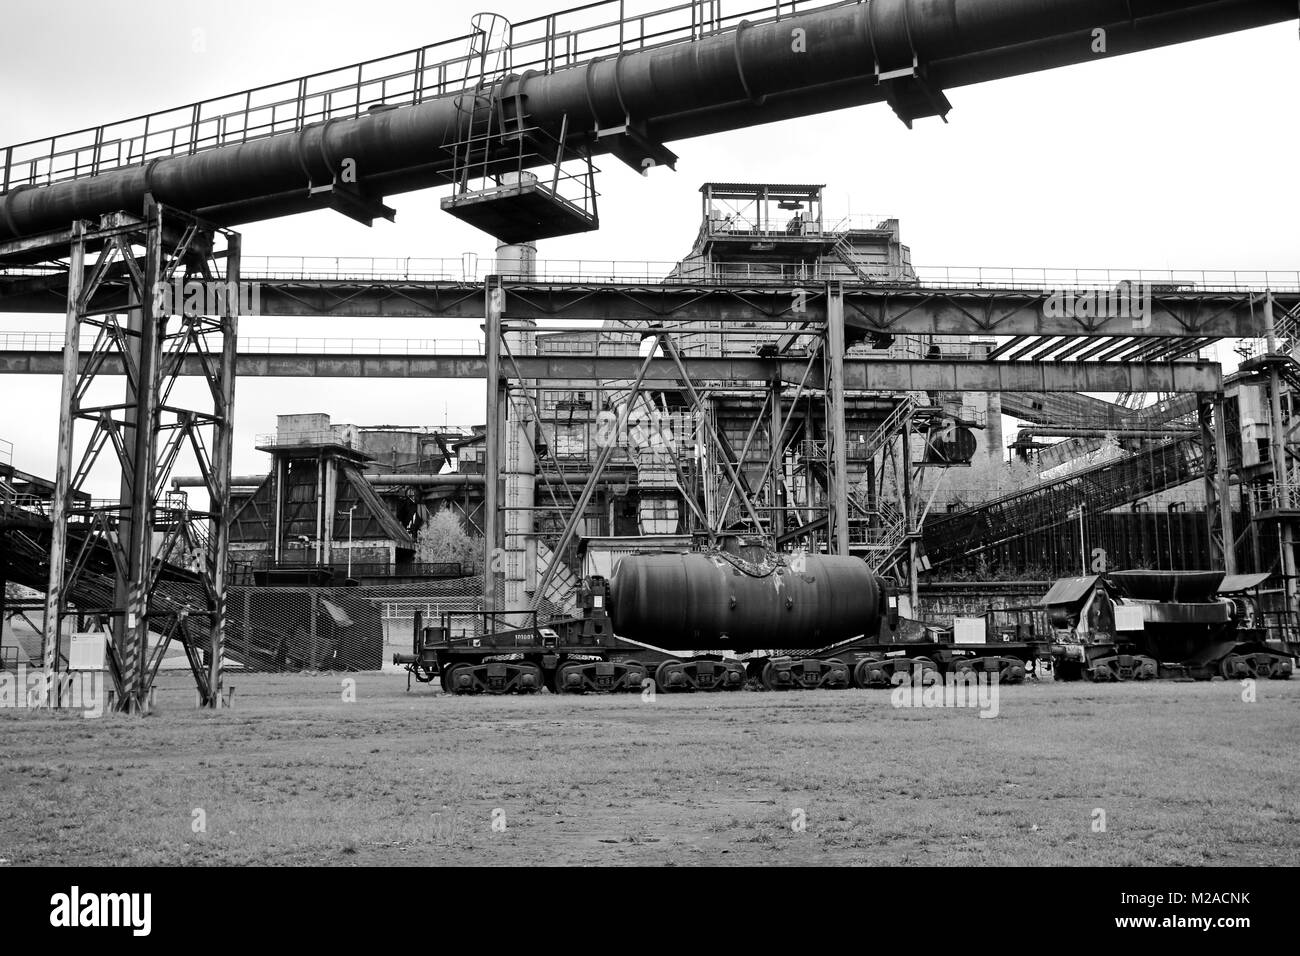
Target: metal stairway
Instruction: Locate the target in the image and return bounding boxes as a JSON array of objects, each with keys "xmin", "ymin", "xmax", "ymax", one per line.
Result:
[
  {"xmin": 535, "ymin": 540, "xmax": 580, "ymax": 617},
  {"xmin": 922, "ymin": 435, "xmax": 1205, "ymax": 568},
  {"xmin": 850, "ymin": 396, "xmax": 915, "ymax": 511},
  {"xmin": 847, "ymin": 396, "xmax": 917, "ymax": 574},
  {"xmin": 831, "ymin": 235, "xmax": 875, "ymax": 283}
]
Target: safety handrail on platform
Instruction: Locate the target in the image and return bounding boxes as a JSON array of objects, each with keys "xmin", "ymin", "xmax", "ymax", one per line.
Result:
[
  {"xmin": 192, "ymin": 258, "xmax": 1300, "ymax": 291},
  {"xmin": 2, "ymin": 253, "xmax": 1296, "ymax": 292},
  {"xmin": 1, "ymin": 0, "xmax": 840, "ymax": 193},
  {"xmin": 0, "ymin": 332, "xmax": 487, "ymax": 355},
  {"xmin": 912, "ymin": 266, "xmax": 1300, "ymax": 293}
]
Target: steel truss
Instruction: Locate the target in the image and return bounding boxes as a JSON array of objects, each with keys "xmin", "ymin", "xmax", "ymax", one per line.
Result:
[
  {"xmin": 481, "ymin": 281, "xmax": 922, "ymax": 609},
  {"xmin": 32, "ymin": 204, "xmax": 240, "ymax": 712}
]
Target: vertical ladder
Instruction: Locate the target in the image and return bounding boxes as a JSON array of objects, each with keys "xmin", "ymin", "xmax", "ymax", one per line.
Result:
[{"xmin": 448, "ymin": 14, "xmax": 513, "ymax": 193}]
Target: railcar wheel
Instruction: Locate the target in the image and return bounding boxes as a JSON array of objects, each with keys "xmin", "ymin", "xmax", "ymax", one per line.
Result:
[
  {"xmin": 1130, "ymin": 656, "xmax": 1158, "ymax": 681},
  {"xmin": 852, "ymin": 657, "xmax": 888, "ymax": 688},
  {"xmin": 822, "ymin": 658, "xmax": 850, "ymax": 689},
  {"xmin": 555, "ymin": 662, "xmax": 585, "ymax": 694},
  {"xmin": 445, "ymin": 663, "xmax": 475, "ymax": 694},
  {"xmin": 999, "ymin": 658, "xmax": 1027, "ymax": 683},
  {"xmin": 1219, "ymin": 654, "xmax": 1251, "ymax": 680},
  {"xmin": 890, "ymin": 656, "xmax": 938, "ymax": 686},
  {"xmin": 655, "ymin": 659, "xmax": 690, "ymax": 693},
  {"xmin": 760, "ymin": 661, "xmax": 793, "ymax": 691},
  {"xmin": 1083, "ymin": 660, "xmax": 1117, "ymax": 682},
  {"xmin": 514, "ymin": 662, "xmax": 543, "ymax": 694}
]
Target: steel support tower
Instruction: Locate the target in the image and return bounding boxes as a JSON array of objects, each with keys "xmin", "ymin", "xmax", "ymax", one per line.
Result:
[{"xmin": 11, "ymin": 204, "xmax": 241, "ymax": 711}]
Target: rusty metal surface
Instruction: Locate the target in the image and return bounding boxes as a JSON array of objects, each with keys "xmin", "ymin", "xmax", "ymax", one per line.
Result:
[{"xmin": 608, "ymin": 551, "xmax": 884, "ymax": 650}]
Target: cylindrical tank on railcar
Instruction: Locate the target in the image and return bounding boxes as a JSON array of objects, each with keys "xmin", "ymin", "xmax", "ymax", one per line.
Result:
[{"xmin": 608, "ymin": 551, "xmax": 885, "ymax": 651}]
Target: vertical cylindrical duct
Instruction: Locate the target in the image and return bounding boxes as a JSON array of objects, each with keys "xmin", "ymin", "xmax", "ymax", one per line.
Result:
[
  {"xmin": 974, "ymin": 340, "xmax": 1004, "ymax": 466},
  {"xmin": 499, "ymin": 232, "xmax": 537, "ymax": 620}
]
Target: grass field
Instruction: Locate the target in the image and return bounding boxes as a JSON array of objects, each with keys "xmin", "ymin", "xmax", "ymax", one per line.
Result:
[{"xmin": 1, "ymin": 671, "xmax": 1297, "ymax": 866}]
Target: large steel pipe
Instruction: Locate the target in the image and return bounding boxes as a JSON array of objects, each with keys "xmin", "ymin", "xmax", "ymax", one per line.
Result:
[
  {"xmin": 608, "ymin": 551, "xmax": 885, "ymax": 650},
  {"xmin": 1, "ymin": 0, "xmax": 1293, "ymax": 239}
]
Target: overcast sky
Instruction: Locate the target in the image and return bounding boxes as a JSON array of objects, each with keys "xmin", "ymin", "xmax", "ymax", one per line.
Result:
[{"xmin": 0, "ymin": 0, "xmax": 1296, "ymax": 495}]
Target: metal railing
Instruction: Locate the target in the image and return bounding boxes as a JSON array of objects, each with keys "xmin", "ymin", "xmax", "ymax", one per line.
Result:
[
  {"xmin": 239, "ymin": 256, "xmax": 487, "ymax": 282},
  {"xmin": 227, "ymin": 257, "xmax": 1300, "ymax": 291},
  {"xmin": 2, "ymin": 492, "xmax": 191, "ymax": 519},
  {"xmin": 2, "ymin": 0, "xmax": 844, "ymax": 192},
  {"xmin": 255, "ymin": 430, "xmax": 361, "ymax": 449},
  {"xmin": 910, "ymin": 266, "xmax": 1300, "ymax": 293},
  {"xmin": 2, "ymin": 247, "xmax": 1295, "ymax": 293},
  {"xmin": 693, "ymin": 211, "xmax": 896, "ymax": 250},
  {"xmin": 826, "ymin": 213, "xmax": 898, "ymax": 232},
  {"xmin": 239, "ymin": 336, "xmax": 483, "ymax": 355},
  {"xmin": 0, "ymin": 332, "xmax": 483, "ymax": 356},
  {"xmin": 236, "ymin": 559, "xmax": 465, "ymax": 579},
  {"xmin": 0, "ymin": 332, "xmax": 65, "ymax": 351},
  {"xmin": 1249, "ymin": 483, "xmax": 1300, "ymax": 514}
]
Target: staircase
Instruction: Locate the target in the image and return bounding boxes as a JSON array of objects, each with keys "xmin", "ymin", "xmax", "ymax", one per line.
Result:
[
  {"xmin": 1274, "ymin": 302, "xmax": 1300, "ymax": 357},
  {"xmin": 923, "ymin": 435, "xmax": 1204, "ymax": 568},
  {"xmin": 534, "ymin": 540, "xmax": 580, "ymax": 618},
  {"xmin": 841, "ymin": 397, "xmax": 917, "ymax": 574},
  {"xmin": 852, "ymin": 504, "xmax": 909, "ymax": 575},
  {"xmin": 832, "ymin": 235, "xmax": 875, "ymax": 284},
  {"xmin": 850, "ymin": 396, "xmax": 915, "ymax": 511}
]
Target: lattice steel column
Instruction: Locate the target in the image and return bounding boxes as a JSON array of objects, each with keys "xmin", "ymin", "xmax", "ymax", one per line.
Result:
[
  {"xmin": 483, "ymin": 277, "xmax": 504, "ymax": 612},
  {"xmin": 37, "ymin": 204, "xmax": 241, "ymax": 712},
  {"xmin": 40, "ymin": 222, "xmax": 86, "ymax": 701},
  {"xmin": 1200, "ymin": 393, "xmax": 1237, "ymax": 574},
  {"xmin": 825, "ymin": 284, "xmax": 850, "ymax": 556},
  {"xmin": 769, "ymin": 376, "xmax": 786, "ymax": 542}
]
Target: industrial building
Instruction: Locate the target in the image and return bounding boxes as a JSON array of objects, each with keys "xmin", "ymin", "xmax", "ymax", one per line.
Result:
[{"xmin": 0, "ymin": 0, "xmax": 1297, "ymax": 708}]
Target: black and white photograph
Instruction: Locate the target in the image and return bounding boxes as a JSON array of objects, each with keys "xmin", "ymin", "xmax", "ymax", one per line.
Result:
[{"xmin": 0, "ymin": 0, "xmax": 1296, "ymax": 927}]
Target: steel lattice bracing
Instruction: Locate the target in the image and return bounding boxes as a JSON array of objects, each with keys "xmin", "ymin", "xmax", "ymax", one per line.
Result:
[
  {"xmin": 479, "ymin": 284, "xmax": 881, "ymax": 610},
  {"xmin": 28, "ymin": 207, "xmax": 240, "ymax": 713},
  {"xmin": 3, "ymin": 274, "xmax": 1293, "ymax": 341},
  {"xmin": 922, "ymin": 435, "xmax": 1208, "ymax": 570}
]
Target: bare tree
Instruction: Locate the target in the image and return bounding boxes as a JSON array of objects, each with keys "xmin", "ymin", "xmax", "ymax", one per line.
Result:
[{"xmin": 414, "ymin": 510, "xmax": 483, "ymax": 574}]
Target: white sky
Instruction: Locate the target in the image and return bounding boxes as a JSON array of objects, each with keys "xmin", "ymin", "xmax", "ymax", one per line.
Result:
[{"xmin": 0, "ymin": 0, "xmax": 1296, "ymax": 495}]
